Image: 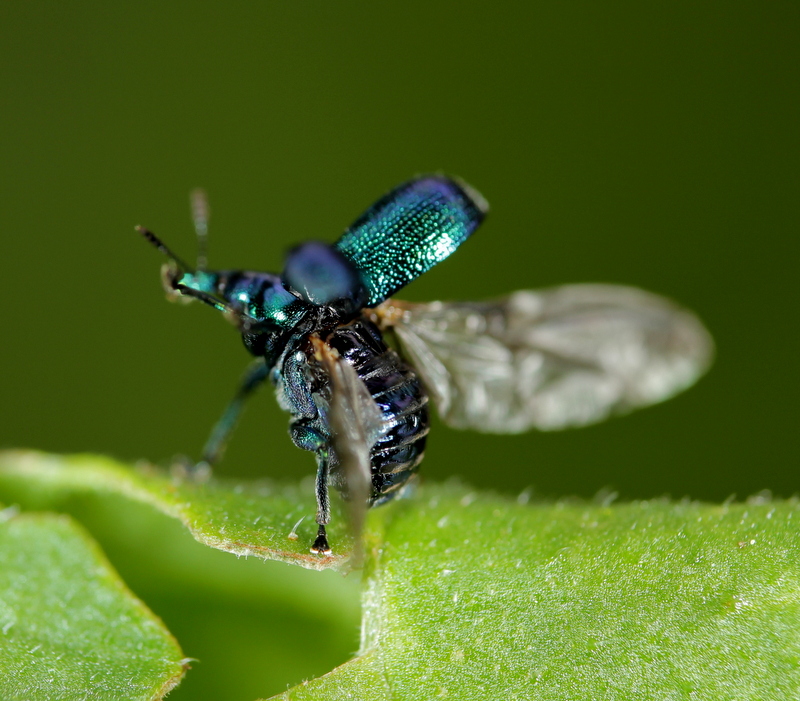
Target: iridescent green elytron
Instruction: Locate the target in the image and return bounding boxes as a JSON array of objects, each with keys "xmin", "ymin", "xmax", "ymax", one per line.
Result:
[{"xmin": 335, "ymin": 178, "xmax": 488, "ymax": 306}]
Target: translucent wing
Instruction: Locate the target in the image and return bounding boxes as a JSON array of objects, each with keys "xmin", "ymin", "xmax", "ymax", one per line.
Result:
[
  {"xmin": 378, "ymin": 284, "xmax": 714, "ymax": 433},
  {"xmin": 311, "ymin": 337, "xmax": 386, "ymax": 552},
  {"xmin": 335, "ymin": 175, "xmax": 488, "ymax": 306}
]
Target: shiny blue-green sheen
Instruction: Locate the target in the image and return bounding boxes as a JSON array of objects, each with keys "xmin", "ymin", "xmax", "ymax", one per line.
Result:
[
  {"xmin": 178, "ymin": 270, "xmax": 308, "ymax": 330},
  {"xmin": 334, "ymin": 176, "xmax": 488, "ymax": 306}
]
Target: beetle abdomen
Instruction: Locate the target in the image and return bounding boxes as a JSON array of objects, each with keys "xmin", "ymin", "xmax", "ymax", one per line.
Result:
[{"xmin": 324, "ymin": 318, "xmax": 429, "ymax": 505}]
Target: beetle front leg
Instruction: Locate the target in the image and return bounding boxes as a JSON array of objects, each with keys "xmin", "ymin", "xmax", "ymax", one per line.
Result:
[{"xmin": 200, "ymin": 358, "xmax": 269, "ymax": 467}]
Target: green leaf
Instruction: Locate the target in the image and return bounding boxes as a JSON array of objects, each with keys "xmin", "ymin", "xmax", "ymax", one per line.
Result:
[
  {"xmin": 0, "ymin": 508, "xmax": 186, "ymax": 701},
  {"xmin": 0, "ymin": 450, "xmax": 351, "ymax": 570},
  {"xmin": 3, "ymin": 451, "xmax": 799, "ymax": 700},
  {"xmin": 271, "ymin": 486, "xmax": 800, "ymax": 700},
  {"xmin": 27, "ymin": 491, "xmax": 361, "ymax": 701}
]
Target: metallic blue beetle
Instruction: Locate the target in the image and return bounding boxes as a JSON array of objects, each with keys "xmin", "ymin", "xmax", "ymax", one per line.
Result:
[{"xmin": 140, "ymin": 175, "xmax": 712, "ymax": 555}]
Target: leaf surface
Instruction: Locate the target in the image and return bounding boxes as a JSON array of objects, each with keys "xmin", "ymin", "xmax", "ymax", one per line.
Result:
[
  {"xmin": 0, "ymin": 509, "xmax": 186, "ymax": 701},
  {"xmin": 2, "ymin": 451, "xmax": 799, "ymax": 700},
  {"xmin": 0, "ymin": 450, "xmax": 351, "ymax": 570},
  {"xmin": 272, "ymin": 486, "xmax": 800, "ymax": 700}
]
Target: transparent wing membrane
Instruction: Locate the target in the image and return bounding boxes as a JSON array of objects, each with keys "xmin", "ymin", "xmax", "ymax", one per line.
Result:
[
  {"xmin": 379, "ymin": 285, "xmax": 714, "ymax": 433},
  {"xmin": 310, "ymin": 337, "xmax": 385, "ymax": 556}
]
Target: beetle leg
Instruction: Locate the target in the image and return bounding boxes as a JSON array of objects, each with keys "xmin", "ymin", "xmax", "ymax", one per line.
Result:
[
  {"xmin": 289, "ymin": 420, "xmax": 327, "ymax": 452},
  {"xmin": 200, "ymin": 359, "xmax": 269, "ymax": 467},
  {"xmin": 311, "ymin": 450, "xmax": 332, "ymax": 555}
]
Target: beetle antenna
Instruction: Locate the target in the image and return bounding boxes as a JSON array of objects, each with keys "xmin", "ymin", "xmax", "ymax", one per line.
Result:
[
  {"xmin": 190, "ymin": 188, "xmax": 210, "ymax": 272},
  {"xmin": 136, "ymin": 226, "xmax": 196, "ymax": 274},
  {"xmin": 174, "ymin": 283, "xmax": 232, "ymax": 314}
]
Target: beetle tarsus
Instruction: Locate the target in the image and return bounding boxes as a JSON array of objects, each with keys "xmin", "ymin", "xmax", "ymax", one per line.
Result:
[{"xmin": 311, "ymin": 525, "xmax": 331, "ymax": 555}]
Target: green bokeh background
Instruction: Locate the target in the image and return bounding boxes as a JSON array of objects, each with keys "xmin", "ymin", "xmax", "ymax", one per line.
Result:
[{"xmin": 1, "ymin": 3, "xmax": 797, "ymax": 699}]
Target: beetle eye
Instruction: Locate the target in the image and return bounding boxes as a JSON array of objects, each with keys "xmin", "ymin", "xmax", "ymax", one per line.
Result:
[
  {"xmin": 159, "ymin": 261, "xmax": 179, "ymax": 288},
  {"xmin": 159, "ymin": 262, "xmax": 190, "ymax": 304}
]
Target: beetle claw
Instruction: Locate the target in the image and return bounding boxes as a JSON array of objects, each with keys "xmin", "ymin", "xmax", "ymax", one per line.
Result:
[{"xmin": 311, "ymin": 526, "xmax": 332, "ymax": 555}]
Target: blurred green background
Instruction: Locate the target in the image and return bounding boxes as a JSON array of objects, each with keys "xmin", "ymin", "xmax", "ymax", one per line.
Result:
[{"xmin": 1, "ymin": 2, "xmax": 797, "ymax": 699}]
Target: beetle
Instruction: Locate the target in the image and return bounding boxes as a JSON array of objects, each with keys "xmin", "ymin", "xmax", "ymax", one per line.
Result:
[{"xmin": 139, "ymin": 175, "xmax": 713, "ymax": 555}]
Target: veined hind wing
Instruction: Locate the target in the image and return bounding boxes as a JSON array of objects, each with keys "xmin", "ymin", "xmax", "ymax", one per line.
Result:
[
  {"xmin": 376, "ymin": 284, "xmax": 713, "ymax": 433},
  {"xmin": 311, "ymin": 337, "xmax": 386, "ymax": 557}
]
